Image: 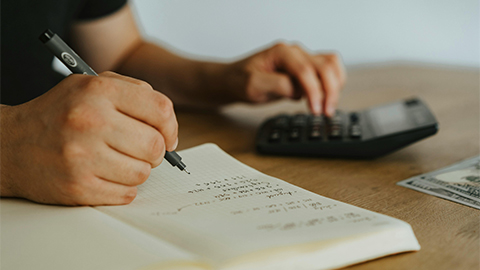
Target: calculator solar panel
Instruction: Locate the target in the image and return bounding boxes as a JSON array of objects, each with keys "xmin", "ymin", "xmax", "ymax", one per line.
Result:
[{"xmin": 255, "ymin": 98, "xmax": 438, "ymax": 158}]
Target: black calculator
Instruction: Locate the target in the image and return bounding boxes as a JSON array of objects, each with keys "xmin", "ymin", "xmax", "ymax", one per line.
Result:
[{"xmin": 256, "ymin": 97, "xmax": 438, "ymax": 158}]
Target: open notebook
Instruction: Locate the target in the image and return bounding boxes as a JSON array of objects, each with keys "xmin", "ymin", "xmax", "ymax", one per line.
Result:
[{"xmin": 2, "ymin": 143, "xmax": 420, "ymax": 270}]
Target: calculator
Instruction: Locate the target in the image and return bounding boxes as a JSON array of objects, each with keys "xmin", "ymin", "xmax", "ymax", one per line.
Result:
[{"xmin": 256, "ymin": 97, "xmax": 438, "ymax": 158}]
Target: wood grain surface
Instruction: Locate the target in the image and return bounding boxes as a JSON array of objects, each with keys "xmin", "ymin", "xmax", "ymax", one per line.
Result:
[{"xmin": 174, "ymin": 64, "xmax": 479, "ymax": 270}]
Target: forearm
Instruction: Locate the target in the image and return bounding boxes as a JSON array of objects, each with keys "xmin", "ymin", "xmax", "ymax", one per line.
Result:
[
  {"xmin": 115, "ymin": 41, "xmax": 237, "ymax": 108},
  {"xmin": 1, "ymin": 104, "xmax": 19, "ymax": 197},
  {"xmin": 71, "ymin": 4, "xmax": 345, "ymax": 114},
  {"xmin": 71, "ymin": 5, "xmax": 241, "ymax": 108}
]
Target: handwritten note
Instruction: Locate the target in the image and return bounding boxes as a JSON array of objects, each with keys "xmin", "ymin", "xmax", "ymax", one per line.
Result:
[{"xmin": 97, "ymin": 144, "xmax": 400, "ymax": 263}]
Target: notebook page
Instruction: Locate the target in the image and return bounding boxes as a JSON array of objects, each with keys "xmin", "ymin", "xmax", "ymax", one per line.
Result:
[
  {"xmin": 96, "ymin": 144, "xmax": 416, "ymax": 265},
  {"xmin": 1, "ymin": 198, "xmax": 208, "ymax": 270}
]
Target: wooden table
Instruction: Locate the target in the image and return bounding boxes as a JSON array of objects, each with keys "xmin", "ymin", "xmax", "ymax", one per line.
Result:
[{"xmin": 174, "ymin": 64, "xmax": 480, "ymax": 270}]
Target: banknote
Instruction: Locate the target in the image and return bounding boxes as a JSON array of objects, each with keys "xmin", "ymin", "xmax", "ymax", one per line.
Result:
[
  {"xmin": 397, "ymin": 155, "xmax": 480, "ymax": 209},
  {"xmin": 398, "ymin": 178, "xmax": 480, "ymax": 210}
]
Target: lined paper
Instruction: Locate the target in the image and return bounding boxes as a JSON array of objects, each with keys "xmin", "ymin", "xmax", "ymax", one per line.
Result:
[{"xmin": 96, "ymin": 144, "xmax": 409, "ymax": 265}]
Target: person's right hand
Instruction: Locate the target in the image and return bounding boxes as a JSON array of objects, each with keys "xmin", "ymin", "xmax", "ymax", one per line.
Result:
[{"xmin": 0, "ymin": 72, "xmax": 178, "ymax": 205}]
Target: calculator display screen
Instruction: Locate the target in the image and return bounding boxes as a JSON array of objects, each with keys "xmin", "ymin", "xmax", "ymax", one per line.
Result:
[{"xmin": 367, "ymin": 103, "xmax": 414, "ymax": 136}]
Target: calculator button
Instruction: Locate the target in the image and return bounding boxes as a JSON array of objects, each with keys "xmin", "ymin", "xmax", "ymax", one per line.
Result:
[
  {"xmin": 309, "ymin": 126, "xmax": 322, "ymax": 140},
  {"xmin": 331, "ymin": 111, "xmax": 342, "ymax": 121},
  {"xmin": 327, "ymin": 115, "xmax": 342, "ymax": 127},
  {"xmin": 349, "ymin": 124, "xmax": 362, "ymax": 139},
  {"xmin": 349, "ymin": 112, "xmax": 359, "ymax": 123},
  {"xmin": 269, "ymin": 129, "xmax": 281, "ymax": 142},
  {"xmin": 289, "ymin": 127, "xmax": 301, "ymax": 141},
  {"xmin": 328, "ymin": 125, "xmax": 342, "ymax": 139},
  {"xmin": 273, "ymin": 116, "xmax": 289, "ymax": 129},
  {"xmin": 309, "ymin": 115, "xmax": 323, "ymax": 126},
  {"xmin": 292, "ymin": 114, "xmax": 307, "ymax": 126}
]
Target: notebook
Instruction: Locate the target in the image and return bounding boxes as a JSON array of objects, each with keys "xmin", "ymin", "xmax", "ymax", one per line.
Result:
[{"xmin": 1, "ymin": 143, "xmax": 420, "ymax": 270}]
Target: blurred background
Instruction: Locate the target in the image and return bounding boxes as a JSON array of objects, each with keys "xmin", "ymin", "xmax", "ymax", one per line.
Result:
[{"xmin": 130, "ymin": 0, "xmax": 479, "ymax": 68}]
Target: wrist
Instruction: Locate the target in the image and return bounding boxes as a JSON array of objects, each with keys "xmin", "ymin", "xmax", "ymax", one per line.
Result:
[
  {"xmin": 195, "ymin": 61, "xmax": 240, "ymax": 105},
  {"xmin": 1, "ymin": 104, "xmax": 19, "ymax": 197}
]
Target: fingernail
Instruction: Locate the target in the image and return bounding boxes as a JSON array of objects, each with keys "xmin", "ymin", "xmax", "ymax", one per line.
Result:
[
  {"xmin": 327, "ymin": 105, "xmax": 336, "ymax": 116},
  {"xmin": 172, "ymin": 138, "xmax": 179, "ymax": 150},
  {"xmin": 313, "ymin": 103, "xmax": 322, "ymax": 115}
]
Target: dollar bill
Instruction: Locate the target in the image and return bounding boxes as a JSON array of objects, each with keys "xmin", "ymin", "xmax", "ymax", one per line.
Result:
[
  {"xmin": 397, "ymin": 155, "xmax": 480, "ymax": 210},
  {"xmin": 399, "ymin": 179, "xmax": 480, "ymax": 210}
]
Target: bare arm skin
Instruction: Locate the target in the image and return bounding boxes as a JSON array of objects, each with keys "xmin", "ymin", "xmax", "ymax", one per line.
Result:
[
  {"xmin": 1, "ymin": 4, "xmax": 345, "ymax": 205},
  {"xmin": 70, "ymin": 5, "xmax": 346, "ymax": 114}
]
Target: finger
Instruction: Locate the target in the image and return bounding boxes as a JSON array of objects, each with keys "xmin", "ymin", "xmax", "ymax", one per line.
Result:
[
  {"xmin": 103, "ymin": 109, "xmax": 165, "ymax": 166},
  {"xmin": 74, "ymin": 176, "xmax": 138, "ymax": 206},
  {"xmin": 100, "ymin": 71, "xmax": 155, "ymax": 90},
  {"xmin": 323, "ymin": 53, "xmax": 347, "ymax": 87},
  {"xmin": 311, "ymin": 58, "xmax": 341, "ymax": 117},
  {"xmin": 248, "ymin": 72, "xmax": 295, "ymax": 102},
  {"xmin": 291, "ymin": 81, "xmax": 303, "ymax": 100},
  {"xmin": 93, "ymin": 143, "xmax": 153, "ymax": 186},
  {"xmin": 91, "ymin": 178, "xmax": 138, "ymax": 205},
  {"xmin": 96, "ymin": 72, "xmax": 178, "ymax": 151},
  {"xmin": 271, "ymin": 44, "xmax": 323, "ymax": 114}
]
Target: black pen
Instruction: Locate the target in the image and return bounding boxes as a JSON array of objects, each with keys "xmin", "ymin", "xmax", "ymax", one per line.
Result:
[{"xmin": 39, "ymin": 29, "xmax": 190, "ymax": 174}]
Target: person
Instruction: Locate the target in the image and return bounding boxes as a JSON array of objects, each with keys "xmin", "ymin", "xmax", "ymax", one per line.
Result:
[{"xmin": 0, "ymin": 0, "xmax": 346, "ymax": 206}]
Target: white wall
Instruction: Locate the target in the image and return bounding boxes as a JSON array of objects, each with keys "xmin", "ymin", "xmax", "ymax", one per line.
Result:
[{"xmin": 130, "ymin": 0, "xmax": 479, "ymax": 68}]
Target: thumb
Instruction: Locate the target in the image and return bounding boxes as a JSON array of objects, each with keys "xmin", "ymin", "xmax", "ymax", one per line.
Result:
[{"xmin": 247, "ymin": 72, "xmax": 295, "ymax": 102}]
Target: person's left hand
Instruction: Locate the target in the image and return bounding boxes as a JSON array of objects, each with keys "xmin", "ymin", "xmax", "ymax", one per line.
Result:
[{"xmin": 223, "ymin": 43, "xmax": 346, "ymax": 116}]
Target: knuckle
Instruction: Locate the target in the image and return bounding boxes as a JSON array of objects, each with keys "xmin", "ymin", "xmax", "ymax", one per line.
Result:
[
  {"xmin": 137, "ymin": 80, "xmax": 153, "ymax": 90},
  {"xmin": 83, "ymin": 76, "xmax": 114, "ymax": 95},
  {"xmin": 149, "ymin": 133, "xmax": 166, "ymax": 162},
  {"xmin": 328, "ymin": 53, "xmax": 340, "ymax": 62},
  {"xmin": 122, "ymin": 187, "xmax": 137, "ymax": 204},
  {"xmin": 100, "ymin": 71, "xmax": 117, "ymax": 76},
  {"xmin": 134, "ymin": 163, "xmax": 151, "ymax": 184},
  {"xmin": 317, "ymin": 63, "xmax": 330, "ymax": 74},
  {"xmin": 151, "ymin": 158, "xmax": 162, "ymax": 168},
  {"xmin": 155, "ymin": 94, "xmax": 175, "ymax": 118},
  {"xmin": 273, "ymin": 42, "xmax": 288, "ymax": 50},
  {"xmin": 324, "ymin": 53, "xmax": 342, "ymax": 68},
  {"xmin": 296, "ymin": 63, "xmax": 313, "ymax": 77},
  {"xmin": 61, "ymin": 142, "xmax": 87, "ymax": 163},
  {"xmin": 245, "ymin": 75, "xmax": 263, "ymax": 103},
  {"xmin": 291, "ymin": 43, "xmax": 303, "ymax": 51},
  {"xmin": 333, "ymin": 51, "xmax": 343, "ymax": 59}
]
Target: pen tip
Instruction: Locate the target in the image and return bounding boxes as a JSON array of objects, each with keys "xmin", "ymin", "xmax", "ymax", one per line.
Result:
[{"xmin": 184, "ymin": 168, "xmax": 191, "ymax": 175}]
